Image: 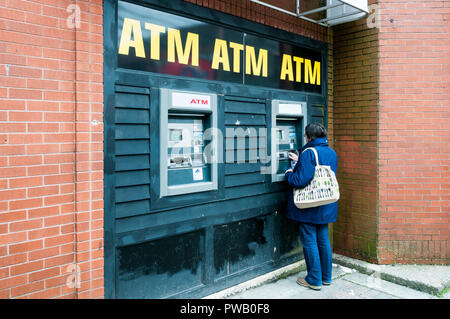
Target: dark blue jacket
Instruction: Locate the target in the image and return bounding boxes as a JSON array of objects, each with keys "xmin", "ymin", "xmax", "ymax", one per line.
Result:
[{"xmin": 285, "ymin": 137, "xmax": 338, "ymax": 224}]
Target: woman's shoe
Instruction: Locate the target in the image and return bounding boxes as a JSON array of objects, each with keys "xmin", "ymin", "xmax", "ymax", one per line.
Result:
[
  {"xmin": 296, "ymin": 277, "xmax": 321, "ymax": 290},
  {"xmin": 322, "ymin": 281, "xmax": 331, "ymax": 286}
]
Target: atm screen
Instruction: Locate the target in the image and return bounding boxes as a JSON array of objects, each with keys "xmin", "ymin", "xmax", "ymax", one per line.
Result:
[
  {"xmin": 169, "ymin": 129, "xmax": 183, "ymax": 142},
  {"xmin": 289, "ymin": 131, "xmax": 297, "ymax": 143}
]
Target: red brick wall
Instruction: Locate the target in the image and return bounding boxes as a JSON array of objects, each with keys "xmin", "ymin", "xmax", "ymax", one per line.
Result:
[
  {"xmin": 332, "ymin": 1, "xmax": 379, "ymax": 263},
  {"xmin": 377, "ymin": 0, "xmax": 449, "ymax": 264},
  {"xmin": 333, "ymin": 0, "xmax": 449, "ymax": 265},
  {"xmin": 0, "ymin": 0, "xmax": 104, "ymax": 298}
]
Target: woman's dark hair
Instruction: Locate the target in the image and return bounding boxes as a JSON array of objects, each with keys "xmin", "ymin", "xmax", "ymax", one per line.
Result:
[{"xmin": 305, "ymin": 122, "xmax": 328, "ymax": 141}]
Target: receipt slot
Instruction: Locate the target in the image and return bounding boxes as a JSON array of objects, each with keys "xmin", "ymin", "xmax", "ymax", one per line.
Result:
[
  {"xmin": 271, "ymin": 100, "xmax": 307, "ymax": 182},
  {"xmin": 160, "ymin": 89, "xmax": 218, "ymax": 197}
]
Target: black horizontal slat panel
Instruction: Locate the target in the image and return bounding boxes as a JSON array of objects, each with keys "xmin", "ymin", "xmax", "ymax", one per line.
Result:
[
  {"xmin": 115, "ymin": 124, "xmax": 149, "ymax": 140},
  {"xmin": 116, "ymin": 199, "xmax": 151, "ymax": 219},
  {"xmin": 311, "ymin": 105, "xmax": 324, "ymax": 117},
  {"xmin": 224, "ymin": 96, "xmax": 265, "ymax": 104},
  {"xmin": 224, "ymin": 125, "xmax": 266, "ymax": 138},
  {"xmin": 223, "ymin": 183, "xmax": 267, "ymax": 199},
  {"xmin": 116, "ymin": 155, "xmax": 150, "ymax": 171},
  {"xmin": 225, "ymin": 149, "xmax": 260, "ymax": 163},
  {"xmin": 115, "ymin": 92, "xmax": 150, "ymax": 109},
  {"xmin": 116, "ymin": 170, "xmax": 150, "ymax": 187},
  {"xmin": 225, "ymin": 136, "xmax": 263, "ymax": 150},
  {"xmin": 115, "ymin": 85, "xmax": 150, "ymax": 95},
  {"xmin": 115, "ymin": 140, "xmax": 150, "ymax": 155},
  {"xmin": 222, "ymin": 96, "xmax": 267, "ymax": 190},
  {"xmin": 311, "ymin": 103, "xmax": 324, "ymax": 124},
  {"xmin": 224, "ymin": 100, "xmax": 266, "ymax": 114},
  {"xmin": 115, "ymin": 108, "xmax": 149, "ymax": 124},
  {"xmin": 224, "ymin": 172, "xmax": 265, "ymax": 188},
  {"xmin": 224, "ymin": 163, "xmax": 262, "ymax": 175},
  {"xmin": 116, "ymin": 185, "xmax": 150, "ymax": 203},
  {"xmin": 224, "ymin": 113, "xmax": 266, "ymax": 126},
  {"xmin": 312, "ymin": 116, "xmax": 324, "ymax": 124},
  {"xmin": 225, "ymin": 142, "xmax": 259, "ymax": 152},
  {"xmin": 113, "ymin": 86, "xmax": 151, "ymax": 220}
]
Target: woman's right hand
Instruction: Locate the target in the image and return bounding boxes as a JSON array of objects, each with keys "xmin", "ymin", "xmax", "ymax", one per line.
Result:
[{"xmin": 288, "ymin": 152, "xmax": 298, "ymax": 162}]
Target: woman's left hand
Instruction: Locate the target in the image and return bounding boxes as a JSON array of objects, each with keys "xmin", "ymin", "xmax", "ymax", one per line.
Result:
[{"xmin": 285, "ymin": 168, "xmax": 293, "ymax": 174}]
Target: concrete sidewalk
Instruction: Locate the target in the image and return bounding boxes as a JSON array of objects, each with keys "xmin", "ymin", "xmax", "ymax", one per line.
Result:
[{"xmin": 204, "ymin": 254, "xmax": 450, "ymax": 299}]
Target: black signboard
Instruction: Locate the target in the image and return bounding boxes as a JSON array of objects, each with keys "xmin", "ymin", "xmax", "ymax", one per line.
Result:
[{"xmin": 117, "ymin": 1, "xmax": 322, "ymax": 93}]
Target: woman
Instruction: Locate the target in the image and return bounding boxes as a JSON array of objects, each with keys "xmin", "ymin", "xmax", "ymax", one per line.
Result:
[{"xmin": 284, "ymin": 122, "xmax": 338, "ymax": 291}]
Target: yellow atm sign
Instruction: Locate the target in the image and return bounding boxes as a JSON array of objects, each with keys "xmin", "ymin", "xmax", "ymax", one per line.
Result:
[{"xmin": 117, "ymin": 1, "xmax": 323, "ymax": 93}]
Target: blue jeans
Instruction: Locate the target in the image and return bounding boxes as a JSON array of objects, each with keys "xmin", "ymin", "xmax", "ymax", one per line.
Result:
[{"xmin": 298, "ymin": 223, "xmax": 332, "ymax": 287}]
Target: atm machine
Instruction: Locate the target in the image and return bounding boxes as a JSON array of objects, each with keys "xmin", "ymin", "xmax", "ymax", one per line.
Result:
[
  {"xmin": 271, "ymin": 99, "xmax": 307, "ymax": 182},
  {"xmin": 160, "ymin": 89, "xmax": 218, "ymax": 197}
]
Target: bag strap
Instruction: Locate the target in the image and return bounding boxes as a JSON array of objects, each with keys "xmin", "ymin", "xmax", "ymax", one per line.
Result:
[{"xmin": 301, "ymin": 147, "xmax": 319, "ymax": 166}]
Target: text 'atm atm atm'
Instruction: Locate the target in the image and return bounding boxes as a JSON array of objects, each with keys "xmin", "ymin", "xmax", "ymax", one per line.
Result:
[
  {"xmin": 271, "ymin": 100, "xmax": 307, "ymax": 183},
  {"xmin": 160, "ymin": 89, "xmax": 218, "ymax": 197}
]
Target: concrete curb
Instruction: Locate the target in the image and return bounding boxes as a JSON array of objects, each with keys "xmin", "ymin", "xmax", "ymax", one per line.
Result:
[{"xmin": 332, "ymin": 253, "xmax": 450, "ymax": 296}]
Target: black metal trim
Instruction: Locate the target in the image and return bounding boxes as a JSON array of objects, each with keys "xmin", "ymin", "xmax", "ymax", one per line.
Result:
[{"xmin": 103, "ymin": 0, "xmax": 118, "ymax": 299}]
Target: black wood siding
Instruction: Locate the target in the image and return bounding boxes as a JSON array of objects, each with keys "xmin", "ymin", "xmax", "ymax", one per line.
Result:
[
  {"xmin": 114, "ymin": 86, "xmax": 151, "ymax": 219},
  {"xmin": 104, "ymin": 0, "xmax": 328, "ymax": 299},
  {"xmin": 109, "ymin": 81, "xmax": 326, "ymax": 298}
]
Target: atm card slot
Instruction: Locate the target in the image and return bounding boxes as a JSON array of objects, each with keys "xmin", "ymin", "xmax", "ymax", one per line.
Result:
[{"xmin": 277, "ymin": 151, "xmax": 289, "ymax": 160}]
